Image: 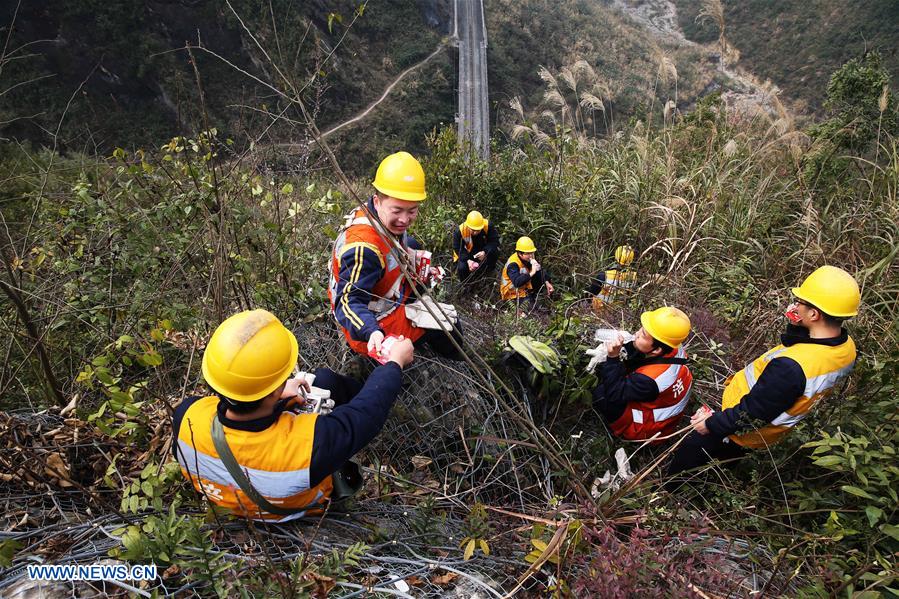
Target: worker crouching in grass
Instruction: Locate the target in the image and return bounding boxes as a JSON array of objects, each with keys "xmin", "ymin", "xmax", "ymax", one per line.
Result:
[
  {"xmin": 173, "ymin": 309, "xmax": 414, "ymax": 522},
  {"xmin": 328, "ymin": 151, "xmax": 463, "ymax": 361},
  {"xmin": 500, "ymin": 236, "xmax": 554, "ymax": 313},
  {"xmin": 588, "ymin": 307, "xmax": 693, "ymax": 442},
  {"xmin": 452, "ymin": 210, "xmax": 500, "ymax": 283},
  {"xmin": 588, "ymin": 245, "xmax": 638, "ymax": 313},
  {"xmin": 667, "ymin": 266, "xmax": 859, "ymax": 478}
]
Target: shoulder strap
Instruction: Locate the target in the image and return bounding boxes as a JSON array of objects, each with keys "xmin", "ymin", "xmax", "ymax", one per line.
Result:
[
  {"xmin": 635, "ymin": 356, "xmax": 689, "ymax": 367},
  {"xmin": 211, "ymin": 416, "xmax": 321, "ymax": 516}
]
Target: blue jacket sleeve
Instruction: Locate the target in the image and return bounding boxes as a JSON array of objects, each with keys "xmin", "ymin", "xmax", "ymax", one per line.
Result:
[
  {"xmin": 484, "ymin": 226, "xmax": 500, "ymax": 256},
  {"xmin": 706, "ymin": 357, "xmax": 805, "ymax": 438},
  {"xmin": 531, "ymin": 269, "xmax": 550, "ymax": 290},
  {"xmin": 309, "ymin": 363, "xmax": 403, "ymax": 485},
  {"xmin": 333, "ymin": 244, "xmax": 386, "ymax": 341},
  {"xmin": 588, "ymin": 271, "xmax": 607, "ymax": 295},
  {"xmin": 507, "ymin": 262, "xmax": 532, "ymax": 288},
  {"xmin": 592, "ymin": 357, "xmax": 659, "ymax": 409},
  {"xmin": 452, "ymin": 228, "xmax": 469, "ymax": 262},
  {"xmin": 172, "ymin": 395, "xmax": 201, "ymax": 440}
]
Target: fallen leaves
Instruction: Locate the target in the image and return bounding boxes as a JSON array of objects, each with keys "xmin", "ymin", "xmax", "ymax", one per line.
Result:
[
  {"xmin": 410, "ymin": 455, "xmax": 432, "ymax": 469},
  {"xmin": 44, "ymin": 452, "xmax": 74, "ymax": 488},
  {"xmin": 431, "ymin": 570, "xmax": 459, "ymax": 586}
]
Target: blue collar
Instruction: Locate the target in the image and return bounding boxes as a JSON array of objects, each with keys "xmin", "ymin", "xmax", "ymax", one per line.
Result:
[{"xmin": 781, "ymin": 324, "xmax": 849, "ymax": 347}]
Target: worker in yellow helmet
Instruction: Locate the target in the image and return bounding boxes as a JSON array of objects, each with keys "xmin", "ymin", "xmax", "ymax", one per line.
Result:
[
  {"xmin": 328, "ymin": 152, "xmax": 463, "ymax": 360},
  {"xmin": 452, "ymin": 210, "xmax": 500, "ymax": 282},
  {"xmin": 500, "ymin": 236, "xmax": 554, "ymax": 308},
  {"xmin": 173, "ymin": 309, "xmax": 415, "ymax": 522},
  {"xmin": 668, "ymin": 266, "xmax": 859, "ymax": 476},
  {"xmin": 590, "ymin": 307, "xmax": 693, "ymax": 442},
  {"xmin": 587, "ymin": 245, "xmax": 638, "ymax": 311}
]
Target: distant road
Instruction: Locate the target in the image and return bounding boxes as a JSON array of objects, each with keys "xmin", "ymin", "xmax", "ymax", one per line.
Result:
[
  {"xmin": 318, "ymin": 43, "xmax": 447, "ymax": 140},
  {"xmin": 455, "ymin": 0, "xmax": 489, "ymax": 159},
  {"xmin": 275, "ymin": 42, "xmax": 447, "ymax": 151}
]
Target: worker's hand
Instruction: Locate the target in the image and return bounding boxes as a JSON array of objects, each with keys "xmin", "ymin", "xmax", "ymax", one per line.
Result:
[
  {"xmin": 585, "ymin": 343, "xmax": 608, "ymax": 373},
  {"xmin": 281, "ymin": 377, "xmax": 312, "ymax": 400},
  {"xmin": 530, "ymin": 260, "xmax": 541, "ymax": 274},
  {"xmin": 474, "ymin": 251, "xmax": 486, "ymax": 261},
  {"xmin": 468, "ymin": 259, "xmax": 479, "ymax": 271},
  {"xmin": 387, "ymin": 336, "xmax": 414, "ymax": 369},
  {"xmin": 606, "ymin": 334, "xmax": 624, "ymax": 358},
  {"xmin": 545, "ymin": 281, "xmax": 554, "ymax": 295},
  {"xmin": 691, "ymin": 406, "xmax": 714, "ymax": 435},
  {"xmin": 368, "ymin": 330, "xmax": 385, "ymax": 355}
]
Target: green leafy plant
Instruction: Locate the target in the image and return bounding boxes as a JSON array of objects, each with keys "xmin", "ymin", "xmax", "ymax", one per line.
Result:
[
  {"xmin": 80, "ymin": 329, "xmax": 167, "ymax": 441},
  {"xmin": 409, "ymin": 495, "xmax": 448, "ymax": 547},
  {"xmin": 120, "ymin": 459, "xmax": 184, "ymax": 514},
  {"xmin": 0, "ymin": 539, "xmax": 22, "ymax": 568},
  {"xmin": 460, "ymin": 503, "xmax": 491, "ymax": 560},
  {"xmin": 524, "ymin": 520, "xmax": 584, "ymax": 566},
  {"xmin": 113, "ymin": 505, "xmax": 228, "ymax": 594}
]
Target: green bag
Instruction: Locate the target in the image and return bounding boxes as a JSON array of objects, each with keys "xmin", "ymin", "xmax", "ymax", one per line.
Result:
[{"xmin": 508, "ymin": 335, "xmax": 561, "ymax": 374}]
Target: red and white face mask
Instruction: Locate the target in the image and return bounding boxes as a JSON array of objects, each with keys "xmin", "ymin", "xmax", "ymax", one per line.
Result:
[{"xmin": 784, "ymin": 302, "xmax": 802, "ymax": 324}]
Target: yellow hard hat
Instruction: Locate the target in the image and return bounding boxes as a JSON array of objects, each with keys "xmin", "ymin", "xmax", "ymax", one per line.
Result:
[
  {"xmin": 615, "ymin": 245, "xmax": 635, "ymax": 266},
  {"xmin": 465, "ymin": 210, "xmax": 486, "ymax": 230},
  {"xmin": 515, "ymin": 236, "xmax": 537, "ymax": 253},
  {"xmin": 792, "ymin": 265, "xmax": 860, "ymax": 317},
  {"xmin": 201, "ymin": 309, "xmax": 298, "ymax": 402},
  {"xmin": 640, "ymin": 306, "xmax": 691, "ymax": 348},
  {"xmin": 372, "ymin": 151, "xmax": 427, "ymax": 202}
]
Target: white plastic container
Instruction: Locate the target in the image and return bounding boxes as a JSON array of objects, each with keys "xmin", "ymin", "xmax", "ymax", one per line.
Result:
[{"xmin": 594, "ymin": 328, "xmax": 635, "ymax": 343}]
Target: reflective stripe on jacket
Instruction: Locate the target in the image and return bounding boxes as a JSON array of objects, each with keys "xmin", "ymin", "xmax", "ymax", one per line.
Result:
[
  {"xmin": 609, "ymin": 347, "xmax": 693, "ymax": 441},
  {"xmin": 722, "ymin": 337, "xmax": 856, "ymax": 448},
  {"xmin": 596, "ymin": 268, "xmax": 637, "ymax": 305},
  {"xmin": 328, "ymin": 204, "xmax": 425, "ymax": 352},
  {"xmin": 500, "ymin": 253, "xmax": 532, "ymax": 300},
  {"xmin": 175, "ymin": 396, "xmax": 333, "ymax": 522}
]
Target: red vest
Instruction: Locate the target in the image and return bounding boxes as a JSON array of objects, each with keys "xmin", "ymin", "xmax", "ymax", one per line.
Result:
[
  {"xmin": 328, "ymin": 206, "xmax": 423, "ymax": 353},
  {"xmin": 610, "ymin": 347, "xmax": 693, "ymax": 442}
]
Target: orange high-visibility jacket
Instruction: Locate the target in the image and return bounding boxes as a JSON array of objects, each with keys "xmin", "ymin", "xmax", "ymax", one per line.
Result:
[
  {"xmin": 175, "ymin": 396, "xmax": 333, "ymax": 522},
  {"xmin": 609, "ymin": 347, "xmax": 693, "ymax": 441}
]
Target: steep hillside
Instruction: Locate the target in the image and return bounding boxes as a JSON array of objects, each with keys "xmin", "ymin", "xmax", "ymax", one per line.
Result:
[
  {"xmin": 487, "ymin": 0, "xmax": 721, "ymax": 132},
  {"xmin": 0, "ymin": 0, "xmax": 453, "ymax": 166},
  {"xmin": 1, "ymin": 1, "xmax": 898, "ymax": 594},
  {"xmin": 3, "ymin": 0, "xmax": 896, "ymax": 166},
  {"xmin": 2, "ymin": 0, "xmax": 736, "ymax": 169},
  {"xmin": 673, "ymin": 0, "xmax": 899, "ymax": 113}
]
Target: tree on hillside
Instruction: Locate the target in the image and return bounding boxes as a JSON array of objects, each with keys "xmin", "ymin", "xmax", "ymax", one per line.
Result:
[{"xmin": 805, "ymin": 51, "xmax": 897, "ymax": 187}]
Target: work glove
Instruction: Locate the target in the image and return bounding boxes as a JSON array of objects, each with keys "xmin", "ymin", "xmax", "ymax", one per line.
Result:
[{"xmin": 585, "ymin": 343, "xmax": 609, "ymax": 373}]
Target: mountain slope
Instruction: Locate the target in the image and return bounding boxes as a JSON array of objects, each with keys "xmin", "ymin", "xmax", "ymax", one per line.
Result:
[
  {"xmin": 0, "ymin": 0, "xmax": 453, "ymax": 164},
  {"xmin": 673, "ymin": 0, "xmax": 899, "ymax": 113}
]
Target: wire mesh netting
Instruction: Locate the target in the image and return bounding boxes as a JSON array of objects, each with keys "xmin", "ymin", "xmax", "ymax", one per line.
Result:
[
  {"xmin": 0, "ymin": 299, "xmax": 798, "ymax": 597},
  {"xmin": 0, "ymin": 498, "xmax": 528, "ymax": 598},
  {"xmin": 295, "ymin": 314, "xmax": 558, "ymax": 509},
  {"xmin": 0, "ymin": 312, "xmax": 556, "ymax": 597}
]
